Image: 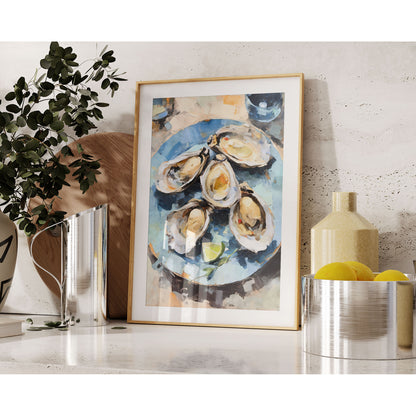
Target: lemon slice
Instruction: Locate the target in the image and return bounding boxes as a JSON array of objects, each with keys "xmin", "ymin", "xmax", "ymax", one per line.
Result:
[{"xmin": 202, "ymin": 242, "xmax": 225, "ymax": 263}]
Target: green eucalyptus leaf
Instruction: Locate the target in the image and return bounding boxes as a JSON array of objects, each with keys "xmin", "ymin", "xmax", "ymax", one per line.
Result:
[
  {"xmin": 69, "ymin": 96, "xmax": 80, "ymax": 106},
  {"xmin": 25, "ymin": 139, "xmax": 40, "ymax": 150},
  {"xmin": 15, "ymin": 89, "xmax": 23, "ymax": 105},
  {"xmin": 23, "ymin": 150, "xmax": 40, "ymax": 161},
  {"xmin": 16, "ymin": 116, "xmax": 26, "ymax": 127},
  {"xmin": 64, "ymin": 52, "xmax": 76, "ymax": 61},
  {"xmin": 92, "ymin": 61, "xmax": 102, "ymax": 70},
  {"xmin": 23, "ymin": 104, "xmax": 31, "ymax": 117},
  {"xmin": 36, "ymin": 129, "xmax": 49, "ymax": 140},
  {"xmin": 49, "ymin": 136, "xmax": 58, "ymax": 146},
  {"xmin": 26, "ymin": 117, "xmax": 38, "ymax": 130},
  {"xmin": 40, "ymin": 58, "xmax": 51, "ymax": 69},
  {"xmin": 40, "ymin": 89, "xmax": 53, "ymax": 98},
  {"xmin": 62, "ymin": 112, "xmax": 73, "ymax": 126},
  {"xmin": 6, "ymin": 122, "xmax": 18, "ymax": 133},
  {"xmin": 42, "ymin": 111, "xmax": 53, "ymax": 125},
  {"xmin": 31, "ymin": 205, "xmax": 45, "ymax": 215},
  {"xmin": 5, "ymin": 92, "xmax": 15, "ymax": 101},
  {"xmin": 58, "ymin": 131, "xmax": 68, "ymax": 142},
  {"xmin": 18, "ymin": 218, "xmax": 29, "ymax": 230},
  {"xmin": 24, "ymin": 223, "xmax": 37, "ymax": 236},
  {"xmin": 16, "ymin": 76, "xmax": 25, "ymax": 90},
  {"xmin": 93, "ymin": 70, "xmax": 104, "ymax": 81},
  {"xmin": 101, "ymin": 78, "xmax": 110, "ymax": 89},
  {"xmin": 40, "ymin": 81, "xmax": 54, "ymax": 90},
  {"xmin": 102, "ymin": 50, "xmax": 114, "ymax": 60},
  {"xmin": 6, "ymin": 104, "xmax": 20, "ymax": 114},
  {"xmin": 44, "ymin": 321, "xmax": 62, "ymax": 328},
  {"xmin": 50, "ymin": 120, "xmax": 64, "ymax": 131},
  {"xmin": 50, "ymin": 41, "xmax": 59, "ymax": 52},
  {"xmin": 78, "ymin": 88, "xmax": 91, "ymax": 97},
  {"xmin": 1, "ymin": 112, "xmax": 12, "ymax": 125}
]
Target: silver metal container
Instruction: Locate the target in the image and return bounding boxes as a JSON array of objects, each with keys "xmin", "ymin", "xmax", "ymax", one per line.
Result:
[
  {"xmin": 302, "ymin": 274, "xmax": 416, "ymax": 360},
  {"xmin": 31, "ymin": 204, "xmax": 108, "ymax": 327},
  {"xmin": 61, "ymin": 204, "xmax": 108, "ymax": 326}
]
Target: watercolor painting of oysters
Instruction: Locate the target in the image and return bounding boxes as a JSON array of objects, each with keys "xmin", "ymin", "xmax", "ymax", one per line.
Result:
[{"xmin": 147, "ymin": 118, "xmax": 283, "ymax": 289}]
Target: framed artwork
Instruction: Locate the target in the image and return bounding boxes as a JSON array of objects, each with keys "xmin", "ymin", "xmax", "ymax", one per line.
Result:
[{"xmin": 128, "ymin": 74, "xmax": 304, "ymax": 329}]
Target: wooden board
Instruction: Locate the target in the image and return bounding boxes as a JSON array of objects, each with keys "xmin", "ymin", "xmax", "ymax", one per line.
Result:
[{"xmin": 29, "ymin": 132, "xmax": 134, "ymax": 319}]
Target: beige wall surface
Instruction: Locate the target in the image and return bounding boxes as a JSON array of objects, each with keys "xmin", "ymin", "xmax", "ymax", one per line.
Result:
[{"xmin": 1, "ymin": 42, "xmax": 415, "ymax": 314}]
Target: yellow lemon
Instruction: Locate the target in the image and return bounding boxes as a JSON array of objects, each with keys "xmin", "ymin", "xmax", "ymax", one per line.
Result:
[
  {"xmin": 373, "ymin": 270, "xmax": 409, "ymax": 281},
  {"xmin": 344, "ymin": 261, "xmax": 374, "ymax": 281},
  {"xmin": 314, "ymin": 262, "xmax": 357, "ymax": 281}
]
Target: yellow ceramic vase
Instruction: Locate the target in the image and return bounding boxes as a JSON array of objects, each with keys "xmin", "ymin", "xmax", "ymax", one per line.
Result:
[{"xmin": 311, "ymin": 192, "xmax": 379, "ymax": 273}]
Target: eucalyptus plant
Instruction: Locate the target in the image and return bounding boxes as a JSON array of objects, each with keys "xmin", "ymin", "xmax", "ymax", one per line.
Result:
[{"xmin": 0, "ymin": 42, "xmax": 126, "ymax": 236}]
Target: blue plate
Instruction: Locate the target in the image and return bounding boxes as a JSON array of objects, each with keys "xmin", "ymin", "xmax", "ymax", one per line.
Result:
[{"xmin": 148, "ymin": 119, "xmax": 283, "ymax": 286}]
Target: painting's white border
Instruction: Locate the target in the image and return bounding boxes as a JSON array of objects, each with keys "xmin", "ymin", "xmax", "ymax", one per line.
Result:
[{"xmin": 130, "ymin": 76, "xmax": 302, "ymax": 329}]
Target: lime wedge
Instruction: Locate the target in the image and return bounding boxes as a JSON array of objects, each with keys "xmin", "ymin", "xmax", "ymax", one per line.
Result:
[{"xmin": 202, "ymin": 242, "xmax": 225, "ymax": 263}]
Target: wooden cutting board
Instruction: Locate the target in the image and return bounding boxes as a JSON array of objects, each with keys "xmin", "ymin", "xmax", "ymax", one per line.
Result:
[{"xmin": 29, "ymin": 132, "xmax": 134, "ymax": 319}]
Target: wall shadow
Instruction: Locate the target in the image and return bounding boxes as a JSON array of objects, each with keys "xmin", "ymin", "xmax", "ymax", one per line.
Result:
[
  {"xmin": 300, "ymin": 78, "xmax": 339, "ymax": 275},
  {"xmin": 379, "ymin": 210, "xmax": 416, "ymax": 273}
]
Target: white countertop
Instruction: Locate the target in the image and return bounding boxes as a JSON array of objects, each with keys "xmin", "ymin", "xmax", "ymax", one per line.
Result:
[{"xmin": 1, "ymin": 314, "xmax": 416, "ymax": 374}]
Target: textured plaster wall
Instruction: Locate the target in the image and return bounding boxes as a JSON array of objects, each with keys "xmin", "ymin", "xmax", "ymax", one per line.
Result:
[{"xmin": 1, "ymin": 42, "xmax": 416, "ymax": 314}]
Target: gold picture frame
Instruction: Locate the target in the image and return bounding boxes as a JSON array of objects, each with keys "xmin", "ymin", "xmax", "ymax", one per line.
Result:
[{"xmin": 128, "ymin": 74, "xmax": 304, "ymax": 329}]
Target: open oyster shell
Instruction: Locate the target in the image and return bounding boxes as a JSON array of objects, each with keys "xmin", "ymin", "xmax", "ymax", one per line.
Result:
[
  {"xmin": 200, "ymin": 154, "xmax": 241, "ymax": 209},
  {"xmin": 207, "ymin": 124, "xmax": 271, "ymax": 168},
  {"xmin": 165, "ymin": 199, "xmax": 212, "ymax": 255},
  {"xmin": 156, "ymin": 147, "xmax": 210, "ymax": 194},
  {"xmin": 229, "ymin": 183, "xmax": 275, "ymax": 253}
]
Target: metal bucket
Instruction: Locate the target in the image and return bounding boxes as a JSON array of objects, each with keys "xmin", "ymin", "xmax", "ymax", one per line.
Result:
[{"xmin": 302, "ymin": 274, "xmax": 416, "ymax": 360}]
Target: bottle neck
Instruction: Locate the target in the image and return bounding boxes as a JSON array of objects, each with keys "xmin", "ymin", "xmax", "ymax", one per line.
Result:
[{"xmin": 332, "ymin": 192, "xmax": 357, "ymax": 212}]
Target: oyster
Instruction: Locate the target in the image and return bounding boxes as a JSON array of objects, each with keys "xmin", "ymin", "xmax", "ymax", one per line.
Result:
[
  {"xmin": 229, "ymin": 183, "xmax": 274, "ymax": 253},
  {"xmin": 207, "ymin": 124, "xmax": 271, "ymax": 168},
  {"xmin": 165, "ymin": 199, "xmax": 212, "ymax": 255},
  {"xmin": 200, "ymin": 154, "xmax": 241, "ymax": 209},
  {"xmin": 156, "ymin": 147, "xmax": 210, "ymax": 193}
]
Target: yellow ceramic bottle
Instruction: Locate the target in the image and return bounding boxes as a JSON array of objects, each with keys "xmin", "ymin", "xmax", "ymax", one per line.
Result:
[{"xmin": 311, "ymin": 192, "xmax": 379, "ymax": 273}]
